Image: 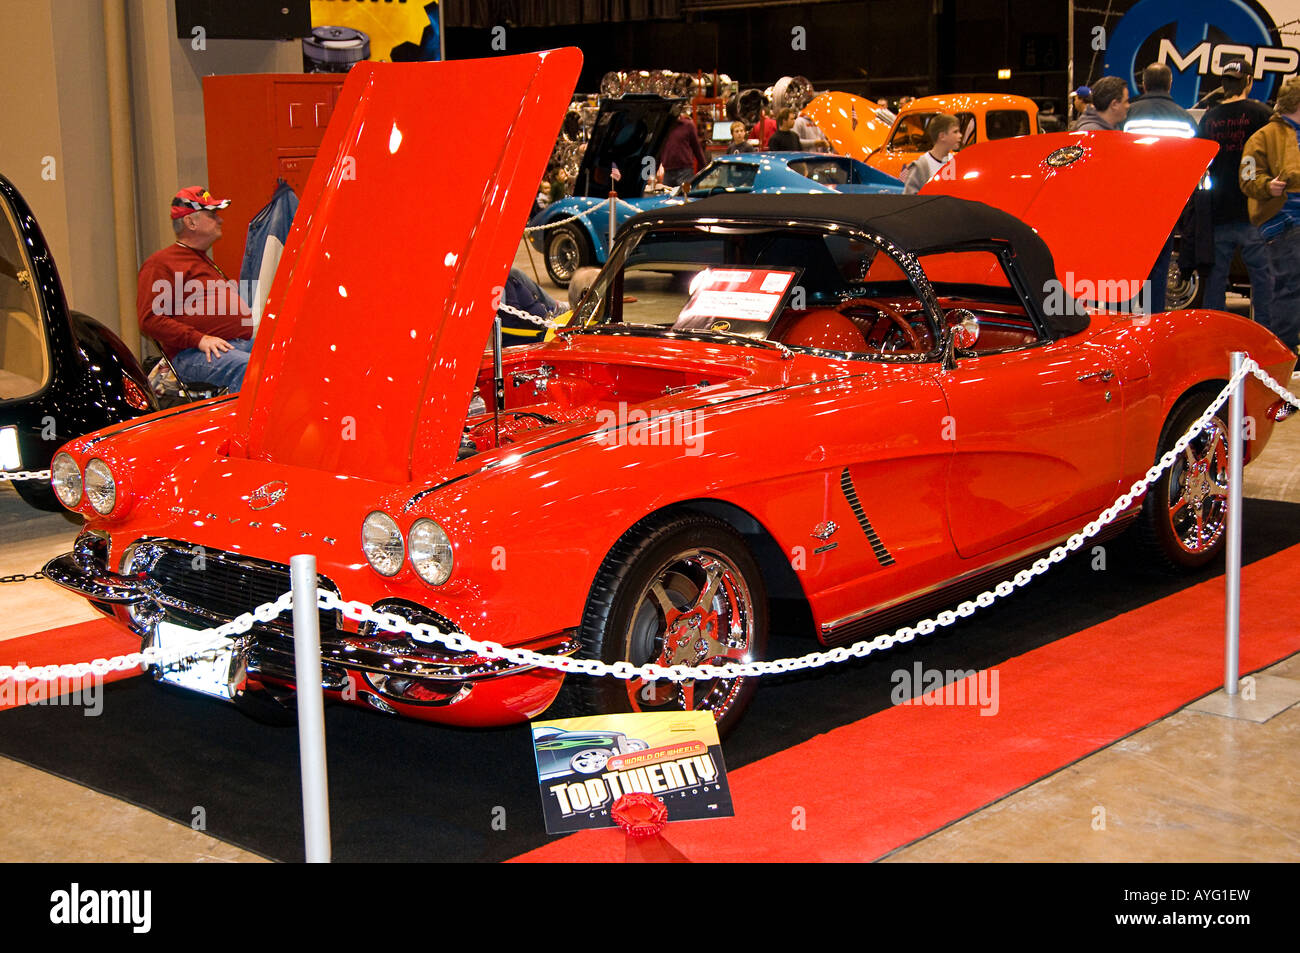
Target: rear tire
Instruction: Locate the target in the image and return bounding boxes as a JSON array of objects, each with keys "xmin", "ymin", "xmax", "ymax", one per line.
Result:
[
  {"xmin": 1134, "ymin": 395, "xmax": 1230, "ymax": 572},
  {"xmin": 555, "ymin": 514, "xmax": 768, "ymax": 736}
]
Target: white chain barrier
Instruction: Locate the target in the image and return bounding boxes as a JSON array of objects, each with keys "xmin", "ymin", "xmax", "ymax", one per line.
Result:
[
  {"xmin": 0, "ymin": 470, "xmax": 51, "ymax": 482},
  {"xmin": 521, "ymin": 196, "xmax": 646, "ymax": 235},
  {"xmin": 498, "ymin": 301, "xmax": 567, "ymax": 330},
  {"xmin": 521, "ymin": 208, "xmax": 595, "ymax": 234},
  {"xmin": 4, "ymin": 360, "xmax": 1297, "ymax": 688},
  {"xmin": 0, "ymin": 593, "xmax": 291, "ymax": 685},
  {"xmin": 1249, "ymin": 361, "xmax": 1300, "ymax": 403}
]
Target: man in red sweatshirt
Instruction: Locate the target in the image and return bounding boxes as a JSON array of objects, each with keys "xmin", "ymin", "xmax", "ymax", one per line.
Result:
[
  {"xmin": 659, "ymin": 104, "xmax": 707, "ymax": 188},
  {"xmin": 136, "ymin": 186, "xmax": 254, "ymax": 392}
]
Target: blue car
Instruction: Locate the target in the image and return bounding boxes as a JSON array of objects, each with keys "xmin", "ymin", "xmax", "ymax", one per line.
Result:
[{"xmin": 527, "ymin": 152, "xmax": 905, "ymax": 285}]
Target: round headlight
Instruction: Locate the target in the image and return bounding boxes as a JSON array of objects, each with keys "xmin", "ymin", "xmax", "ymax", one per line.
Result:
[
  {"xmin": 408, "ymin": 518, "xmax": 454, "ymax": 585},
  {"xmin": 362, "ymin": 511, "xmax": 404, "ymax": 577},
  {"xmin": 51, "ymin": 452, "xmax": 82, "ymax": 508},
  {"xmin": 84, "ymin": 458, "xmax": 116, "ymax": 515}
]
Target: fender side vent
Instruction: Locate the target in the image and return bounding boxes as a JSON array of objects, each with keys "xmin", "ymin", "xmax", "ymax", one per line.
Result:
[{"xmin": 840, "ymin": 467, "xmax": 895, "ymax": 567}]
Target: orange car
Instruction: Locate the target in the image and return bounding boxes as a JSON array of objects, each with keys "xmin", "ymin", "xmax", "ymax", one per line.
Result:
[
  {"xmin": 802, "ymin": 91, "xmax": 896, "ymax": 162},
  {"xmin": 866, "ymin": 93, "xmax": 1040, "ymax": 179}
]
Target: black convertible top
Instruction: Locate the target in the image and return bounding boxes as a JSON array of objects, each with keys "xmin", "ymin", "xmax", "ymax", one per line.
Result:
[{"xmin": 627, "ymin": 193, "xmax": 1083, "ymax": 337}]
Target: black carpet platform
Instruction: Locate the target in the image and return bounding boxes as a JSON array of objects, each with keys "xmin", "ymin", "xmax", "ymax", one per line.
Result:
[{"xmin": 3, "ymin": 499, "xmax": 1298, "ymax": 862}]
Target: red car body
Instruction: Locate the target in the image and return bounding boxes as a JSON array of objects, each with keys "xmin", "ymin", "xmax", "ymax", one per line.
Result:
[{"xmin": 45, "ymin": 51, "xmax": 1295, "ymax": 732}]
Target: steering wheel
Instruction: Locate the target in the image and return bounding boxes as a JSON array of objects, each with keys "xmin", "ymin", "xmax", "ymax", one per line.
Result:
[{"xmin": 836, "ymin": 297, "xmax": 925, "ymax": 352}]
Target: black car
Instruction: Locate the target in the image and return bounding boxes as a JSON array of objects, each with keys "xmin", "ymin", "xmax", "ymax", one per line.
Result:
[{"xmin": 0, "ymin": 174, "xmax": 156, "ymax": 510}]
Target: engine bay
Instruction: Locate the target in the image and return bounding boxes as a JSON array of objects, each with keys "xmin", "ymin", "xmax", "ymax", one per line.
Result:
[{"xmin": 461, "ymin": 357, "xmax": 740, "ymax": 454}]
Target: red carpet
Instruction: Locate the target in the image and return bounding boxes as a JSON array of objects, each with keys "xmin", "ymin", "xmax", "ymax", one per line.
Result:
[
  {"xmin": 0, "ymin": 619, "xmax": 140, "ymax": 711},
  {"xmin": 511, "ymin": 543, "xmax": 1300, "ymax": 862}
]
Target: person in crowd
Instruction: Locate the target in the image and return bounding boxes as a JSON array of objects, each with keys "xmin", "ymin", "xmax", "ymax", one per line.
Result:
[
  {"xmin": 903, "ymin": 114, "xmax": 960, "ymax": 194},
  {"xmin": 726, "ymin": 121, "xmax": 756, "ymax": 153},
  {"xmin": 793, "ymin": 111, "xmax": 831, "ymax": 152},
  {"xmin": 751, "ymin": 105, "xmax": 777, "ymax": 150},
  {"xmin": 136, "ymin": 187, "xmax": 253, "ymax": 393},
  {"xmin": 1071, "ymin": 86, "xmax": 1092, "ymax": 123},
  {"xmin": 1123, "ymin": 63, "xmax": 1197, "ymax": 138},
  {"xmin": 1071, "ymin": 76, "xmax": 1129, "ymax": 131},
  {"xmin": 897, "ymin": 95, "xmax": 916, "ymax": 111},
  {"xmin": 1199, "ymin": 60, "xmax": 1274, "ymax": 324},
  {"xmin": 1241, "ymin": 76, "xmax": 1300, "ymax": 352},
  {"xmin": 1122, "ymin": 64, "xmax": 1199, "ymax": 312},
  {"xmin": 660, "ymin": 103, "xmax": 707, "ymax": 187},
  {"xmin": 766, "ymin": 108, "xmax": 802, "ymax": 151},
  {"xmin": 497, "ymin": 268, "xmax": 563, "ymax": 346}
]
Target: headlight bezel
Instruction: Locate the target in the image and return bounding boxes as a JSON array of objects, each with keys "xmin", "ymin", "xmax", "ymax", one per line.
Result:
[
  {"xmin": 84, "ymin": 457, "xmax": 117, "ymax": 515},
  {"xmin": 51, "ymin": 452, "xmax": 83, "ymax": 508},
  {"xmin": 361, "ymin": 510, "xmax": 405, "ymax": 577},
  {"xmin": 408, "ymin": 518, "xmax": 454, "ymax": 585}
]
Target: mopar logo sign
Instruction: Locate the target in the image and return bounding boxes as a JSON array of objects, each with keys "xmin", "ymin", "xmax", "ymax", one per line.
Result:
[{"xmin": 1104, "ymin": 0, "xmax": 1297, "ymax": 106}]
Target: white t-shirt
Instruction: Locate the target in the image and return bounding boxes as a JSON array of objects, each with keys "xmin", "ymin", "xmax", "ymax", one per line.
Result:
[{"xmin": 903, "ymin": 151, "xmax": 953, "ymax": 194}]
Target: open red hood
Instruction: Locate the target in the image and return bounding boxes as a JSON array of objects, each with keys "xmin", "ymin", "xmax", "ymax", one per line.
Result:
[
  {"xmin": 233, "ymin": 49, "xmax": 582, "ymax": 482},
  {"xmin": 921, "ymin": 131, "xmax": 1217, "ymax": 299}
]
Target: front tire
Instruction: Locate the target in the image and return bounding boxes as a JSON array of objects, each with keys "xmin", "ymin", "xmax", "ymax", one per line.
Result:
[
  {"xmin": 561, "ymin": 514, "xmax": 768, "ymax": 736},
  {"xmin": 13, "ymin": 477, "xmax": 62, "ymax": 512},
  {"xmin": 1136, "ymin": 395, "xmax": 1230, "ymax": 571},
  {"xmin": 570, "ymin": 748, "xmax": 613, "ymax": 774},
  {"xmin": 544, "ymin": 224, "xmax": 591, "ymax": 287}
]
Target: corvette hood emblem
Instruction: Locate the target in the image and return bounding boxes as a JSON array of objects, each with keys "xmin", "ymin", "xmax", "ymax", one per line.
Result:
[{"xmin": 248, "ymin": 480, "xmax": 288, "ymax": 510}]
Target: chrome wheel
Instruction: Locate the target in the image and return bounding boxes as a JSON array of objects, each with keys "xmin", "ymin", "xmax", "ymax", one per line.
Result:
[
  {"xmin": 622, "ymin": 547, "xmax": 756, "ymax": 722},
  {"xmin": 545, "ymin": 226, "xmax": 585, "ymax": 286},
  {"xmin": 1165, "ymin": 256, "xmax": 1200, "ymax": 311},
  {"xmin": 1166, "ymin": 418, "xmax": 1229, "ymax": 555},
  {"xmin": 570, "ymin": 748, "xmax": 612, "ymax": 774},
  {"xmin": 557, "ymin": 514, "xmax": 768, "ymax": 735}
]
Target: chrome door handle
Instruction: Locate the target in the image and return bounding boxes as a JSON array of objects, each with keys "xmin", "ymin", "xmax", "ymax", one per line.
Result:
[{"xmin": 1078, "ymin": 369, "xmax": 1115, "ymax": 383}]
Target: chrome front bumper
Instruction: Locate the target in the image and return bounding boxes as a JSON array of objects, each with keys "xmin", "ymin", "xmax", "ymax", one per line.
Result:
[{"xmin": 44, "ymin": 533, "xmax": 579, "ymax": 689}]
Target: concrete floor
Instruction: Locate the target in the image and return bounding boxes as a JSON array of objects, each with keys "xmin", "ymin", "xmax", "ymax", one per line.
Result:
[{"xmin": 1, "ymin": 269, "xmax": 1297, "ymax": 862}]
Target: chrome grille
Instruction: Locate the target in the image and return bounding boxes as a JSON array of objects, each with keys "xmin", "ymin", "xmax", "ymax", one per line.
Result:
[{"xmin": 135, "ymin": 540, "xmax": 340, "ymax": 633}]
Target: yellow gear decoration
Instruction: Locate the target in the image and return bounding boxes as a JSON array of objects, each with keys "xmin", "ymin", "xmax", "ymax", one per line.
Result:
[{"xmin": 310, "ymin": 0, "xmax": 438, "ymax": 62}]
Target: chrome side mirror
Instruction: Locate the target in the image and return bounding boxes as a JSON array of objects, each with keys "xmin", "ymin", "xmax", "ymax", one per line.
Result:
[{"xmin": 942, "ymin": 308, "xmax": 980, "ymax": 369}]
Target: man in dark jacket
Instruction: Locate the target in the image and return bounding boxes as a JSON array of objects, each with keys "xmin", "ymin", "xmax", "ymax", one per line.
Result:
[
  {"xmin": 1123, "ymin": 63, "xmax": 1197, "ymax": 138},
  {"xmin": 766, "ymin": 109, "xmax": 802, "ymax": 151},
  {"xmin": 1198, "ymin": 60, "xmax": 1273, "ymax": 323},
  {"xmin": 1123, "ymin": 65, "xmax": 1198, "ymax": 312}
]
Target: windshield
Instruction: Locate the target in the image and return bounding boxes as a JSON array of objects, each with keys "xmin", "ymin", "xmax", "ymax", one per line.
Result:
[
  {"xmin": 690, "ymin": 162, "xmax": 759, "ymax": 195},
  {"xmin": 570, "ymin": 223, "xmax": 940, "ymax": 359},
  {"xmin": 0, "ymin": 198, "xmax": 50, "ymax": 400},
  {"xmin": 787, "ymin": 158, "xmax": 851, "ymax": 185},
  {"xmin": 887, "ymin": 111, "xmax": 976, "ymax": 152}
]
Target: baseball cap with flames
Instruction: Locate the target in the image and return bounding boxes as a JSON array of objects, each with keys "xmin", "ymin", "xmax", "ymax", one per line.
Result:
[{"xmin": 170, "ymin": 186, "xmax": 231, "ymax": 219}]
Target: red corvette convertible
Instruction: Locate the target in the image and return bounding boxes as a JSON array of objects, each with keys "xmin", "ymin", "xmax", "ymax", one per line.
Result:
[{"xmin": 43, "ymin": 50, "xmax": 1295, "ymax": 733}]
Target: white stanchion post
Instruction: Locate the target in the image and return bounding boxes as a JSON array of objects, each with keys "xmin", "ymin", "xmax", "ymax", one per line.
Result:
[
  {"xmin": 1225, "ymin": 352, "xmax": 1245, "ymax": 696},
  {"xmin": 608, "ymin": 191, "xmax": 617, "ymax": 250},
  {"xmin": 291, "ymin": 553, "xmax": 332, "ymax": 862}
]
